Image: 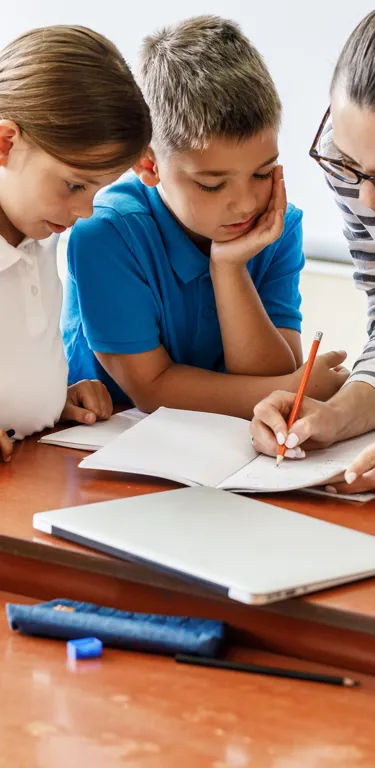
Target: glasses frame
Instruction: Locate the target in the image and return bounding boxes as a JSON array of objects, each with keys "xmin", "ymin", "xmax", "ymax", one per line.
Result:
[{"xmin": 309, "ymin": 105, "xmax": 375, "ymax": 186}]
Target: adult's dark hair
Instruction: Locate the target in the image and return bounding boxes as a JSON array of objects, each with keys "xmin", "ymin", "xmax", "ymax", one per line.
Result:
[{"xmin": 331, "ymin": 11, "xmax": 375, "ymax": 109}]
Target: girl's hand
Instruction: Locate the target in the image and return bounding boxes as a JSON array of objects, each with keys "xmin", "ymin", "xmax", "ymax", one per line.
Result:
[
  {"xmin": 61, "ymin": 380, "xmax": 113, "ymax": 424},
  {"xmin": 0, "ymin": 429, "xmax": 14, "ymax": 463}
]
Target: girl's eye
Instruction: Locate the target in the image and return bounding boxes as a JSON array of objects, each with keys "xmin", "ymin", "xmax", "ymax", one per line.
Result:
[
  {"xmin": 253, "ymin": 170, "xmax": 274, "ymax": 180},
  {"xmin": 197, "ymin": 182, "xmax": 225, "ymax": 192},
  {"xmin": 66, "ymin": 181, "xmax": 86, "ymax": 192}
]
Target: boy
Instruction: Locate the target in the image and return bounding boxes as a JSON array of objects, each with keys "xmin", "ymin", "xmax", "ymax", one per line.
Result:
[{"xmin": 62, "ymin": 16, "xmax": 347, "ymax": 421}]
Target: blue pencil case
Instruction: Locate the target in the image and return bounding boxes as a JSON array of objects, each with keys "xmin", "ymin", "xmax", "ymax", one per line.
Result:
[{"xmin": 6, "ymin": 599, "xmax": 226, "ymax": 658}]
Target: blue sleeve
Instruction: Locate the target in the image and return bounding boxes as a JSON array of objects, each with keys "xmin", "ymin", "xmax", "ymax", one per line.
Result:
[
  {"xmin": 256, "ymin": 205, "xmax": 304, "ymax": 332},
  {"xmin": 67, "ymin": 209, "xmax": 161, "ymax": 354}
]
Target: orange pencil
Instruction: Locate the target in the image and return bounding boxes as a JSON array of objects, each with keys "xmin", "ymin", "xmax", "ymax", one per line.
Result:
[{"xmin": 276, "ymin": 331, "xmax": 323, "ymax": 467}]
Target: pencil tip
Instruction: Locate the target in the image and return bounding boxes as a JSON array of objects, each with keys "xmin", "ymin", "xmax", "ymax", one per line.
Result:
[
  {"xmin": 344, "ymin": 677, "xmax": 360, "ymax": 687},
  {"xmin": 276, "ymin": 456, "xmax": 284, "ymax": 467}
]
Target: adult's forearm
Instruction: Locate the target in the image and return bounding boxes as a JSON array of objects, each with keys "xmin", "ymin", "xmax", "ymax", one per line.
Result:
[{"xmin": 329, "ymin": 381, "xmax": 375, "ymax": 441}]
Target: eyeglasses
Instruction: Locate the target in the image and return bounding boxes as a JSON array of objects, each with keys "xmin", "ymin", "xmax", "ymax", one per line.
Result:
[{"xmin": 309, "ymin": 106, "xmax": 375, "ymax": 186}]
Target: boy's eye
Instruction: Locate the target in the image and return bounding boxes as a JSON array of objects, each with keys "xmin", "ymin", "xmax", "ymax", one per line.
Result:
[
  {"xmin": 66, "ymin": 181, "xmax": 86, "ymax": 192},
  {"xmin": 197, "ymin": 182, "xmax": 225, "ymax": 193},
  {"xmin": 253, "ymin": 170, "xmax": 274, "ymax": 180}
]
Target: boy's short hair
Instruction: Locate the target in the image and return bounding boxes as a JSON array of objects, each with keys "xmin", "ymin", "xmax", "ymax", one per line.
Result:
[{"xmin": 138, "ymin": 15, "xmax": 281, "ymax": 154}]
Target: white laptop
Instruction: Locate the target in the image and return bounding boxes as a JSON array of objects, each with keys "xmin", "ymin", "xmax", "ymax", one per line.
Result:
[{"xmin": 33, "ymin": 487, "xmax": 375, "ymax": 605}]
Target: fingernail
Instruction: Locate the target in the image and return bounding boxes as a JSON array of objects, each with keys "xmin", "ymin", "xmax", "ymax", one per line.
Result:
[
  {"xmin": 286, "ymin": 433, "xmax": 299, "ymax": 449},
  {"xmin": 4, "ymin": 456, "xmax": 11, "ymax": 463},
  {"xmin": 295, "ymin": 448, "xmax": 306, "ymax": 459},
  {"xmin": 325, "ymin": 485, "xmax": 337, "ymax": 494},
  {"xmin": 276, "ymin": 432, "xmax": 285, "ymax": 445},
  {"xmin": 345, "ymin": 471, "xmax": 357, "ymax": 485},
  {"xmin": 285, "ymin": 449, "xmax": 296, "ymax": 458},
  {"xmin": 84, "ymin": 413, "xmax": 95, "ymax": 424}
]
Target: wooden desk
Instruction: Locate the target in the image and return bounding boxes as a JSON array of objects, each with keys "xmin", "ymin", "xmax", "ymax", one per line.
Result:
[
  {"xmin": 2, "ymin": 436, "xmax": 375, "ymax": 675},
  {"xmin": 2, "ymin": 590, "xmax": 375, "ymax": 768}
]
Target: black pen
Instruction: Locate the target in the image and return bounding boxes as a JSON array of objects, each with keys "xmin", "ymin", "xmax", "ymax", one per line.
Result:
[{"xmin": 175, "ymin": 654, "xmax": 360, "ymax": 688}]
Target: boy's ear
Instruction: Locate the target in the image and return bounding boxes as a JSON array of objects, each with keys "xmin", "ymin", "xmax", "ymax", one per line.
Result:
[
  {"xmin": 133, "ymin": 148, "xmax": 160, "ymax": 187},
  {"xmin": 0, "ymin": 121, "xmax": 19, "ymax": 167}
]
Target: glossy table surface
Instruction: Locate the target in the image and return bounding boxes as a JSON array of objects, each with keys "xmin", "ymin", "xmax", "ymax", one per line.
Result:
[
  {"xmin": 3, "ymin": 434, "xmax": 375, "ymax": 675},
  {"xmin": 2, "ymin": 589, "xmax": 375, "ymax": 768}
]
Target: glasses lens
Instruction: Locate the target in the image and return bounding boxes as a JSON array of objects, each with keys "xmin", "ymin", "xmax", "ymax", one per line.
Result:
[
  {"xmin": 316, "ymin": 131, "xmax": 358, "ymax": 183},
  {"xmin": 317, "ymin": 159, "xmax": 358, "ymax": 184}
]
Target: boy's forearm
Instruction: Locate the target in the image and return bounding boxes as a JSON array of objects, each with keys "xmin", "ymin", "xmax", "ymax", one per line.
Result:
[
  {"xmin": 210, "ymin": 262, "xmax": 296, "ymax": 375},
  {"xmin": 132, "ymin": 363, "xmax": 299, "ymax": 419}
]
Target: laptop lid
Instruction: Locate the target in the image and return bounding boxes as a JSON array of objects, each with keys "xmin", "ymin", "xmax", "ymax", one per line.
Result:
[{"xmin": 33, "ymin": 487, "xmax": 375, "ymax": 605}]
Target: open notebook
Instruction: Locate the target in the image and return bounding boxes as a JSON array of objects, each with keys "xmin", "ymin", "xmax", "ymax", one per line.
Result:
[
  {"xmin": 79, "ymin": 407, "xmax": 375, "ymax": 494},
  {"xmin": 39, "ymin": 408, "xmax": 146, "ymax": 451}
]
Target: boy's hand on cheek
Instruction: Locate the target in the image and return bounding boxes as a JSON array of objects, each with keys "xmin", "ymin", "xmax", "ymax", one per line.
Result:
[
  {"xmin": 61, "ymin": 380, "xmax": 113, "ymax": 425},
  {"xmin": 210, "ymin": 165, "xmax": 286, "ymax": 268}
]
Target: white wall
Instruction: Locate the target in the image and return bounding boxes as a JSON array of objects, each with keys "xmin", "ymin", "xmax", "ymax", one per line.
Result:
[
  {"xmin": 2, "ymin": 0, "xmax": 375, "ymax": 260},
  {"xmin": 300, "ymin": 262, "xmax": 368, "ymax": 369}
]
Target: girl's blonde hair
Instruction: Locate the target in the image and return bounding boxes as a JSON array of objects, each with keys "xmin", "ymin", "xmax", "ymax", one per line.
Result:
[{"xmin": 0, "ymin": 25, "xmax": 151, "ymax": 169}]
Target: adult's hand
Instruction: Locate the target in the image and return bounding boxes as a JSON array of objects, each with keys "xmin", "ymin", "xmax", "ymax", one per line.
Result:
[
  {"xmin": 329, "ymin": 443, "xmax": 375, "ymax": 494},
  {"xmin": 251, "ymin": 386, "xmax": 375, "ymax": 493},
  {"xmin": 251, "ymin": 390, "xmax": 340, "ymax": 458}
]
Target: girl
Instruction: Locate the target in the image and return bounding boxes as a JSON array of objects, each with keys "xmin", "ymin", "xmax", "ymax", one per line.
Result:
[
  {"xmin": 0, "ymin": 24, "xmax": 151, "ymax": 462},
  {"xmin": 250, "ymin": 11, "xmax": 375, "ymax": 492}
]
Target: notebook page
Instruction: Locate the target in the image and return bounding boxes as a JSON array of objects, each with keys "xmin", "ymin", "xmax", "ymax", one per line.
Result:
[
  {"xmin": 220, "ymin": 453, "xmax": 347, "ymax": 492},
  {"xmin": 219, "ymin": 430, "xmax": 375, "ymax": 492},
  {"xmin": 80, "ymin": 407, "xmax": 255, "ymax": 486},
  {"xmin": 40, "ymin": 408, "xmax": 146, "ymax": 450},
  {"xmin": 303, "ymin": 488, "xmax": 375, "ymax": 503}
]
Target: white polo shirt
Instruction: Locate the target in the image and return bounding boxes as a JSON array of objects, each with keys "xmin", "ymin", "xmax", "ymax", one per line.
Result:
[{"xmin": 0, "ymin": 233, "xmax": 68, "ymax": 439}]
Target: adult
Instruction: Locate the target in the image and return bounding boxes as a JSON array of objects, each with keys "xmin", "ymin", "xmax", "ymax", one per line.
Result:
[{"xmin": 251, "ymin": 10, "xmax": 375, "ymax": 493}]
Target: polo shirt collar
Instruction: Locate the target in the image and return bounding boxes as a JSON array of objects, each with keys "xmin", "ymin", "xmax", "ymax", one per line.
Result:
[
  {"xmin": 0, "ymin": 234, "xmax": 35, "ymax": 273},
  {"xmin": 0, "ymin": 233, "xmax": 55, "ymax": 273},
  {"xmin": 144, "ymin": 184, "xmax": 210, "ymax": 284}
]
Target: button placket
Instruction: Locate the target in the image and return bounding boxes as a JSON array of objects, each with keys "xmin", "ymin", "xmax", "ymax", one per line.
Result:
[{"xmin": 19, "ymin": 249, "xmax": 47, "ymax": 336}]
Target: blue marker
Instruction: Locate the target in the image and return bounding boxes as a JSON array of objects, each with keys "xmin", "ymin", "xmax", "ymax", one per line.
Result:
[{"xmin": 66, "ymin": 637, "xmax": 103, "ymax": 660}]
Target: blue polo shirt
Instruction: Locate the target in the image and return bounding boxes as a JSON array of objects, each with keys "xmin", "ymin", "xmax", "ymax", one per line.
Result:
[{"xmin": 61, "ymin": 175, "xmax": 304, "ymax": 403}]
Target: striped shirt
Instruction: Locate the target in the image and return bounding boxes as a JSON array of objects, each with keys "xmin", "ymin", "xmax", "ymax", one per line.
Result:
[{"xmin": 319, "ymin": 121, "xmax": 375, "ymax": 387}]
